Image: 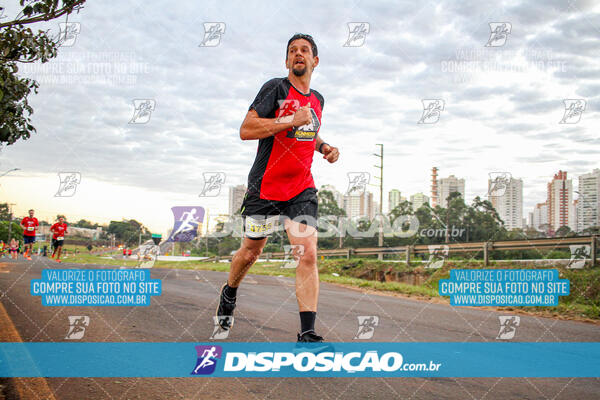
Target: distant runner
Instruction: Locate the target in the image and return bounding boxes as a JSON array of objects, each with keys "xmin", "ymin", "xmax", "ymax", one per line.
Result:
[
  {"xmin": 20, "ymin": 209, "xmax": 39, "ymax": 261},
  {"xmin": 9, "ymin": 238, "xmax": 18, "ymax": 260},
  {"xmin": 50, "ymin": 216, "xmax": 68, "ymax": 263}
]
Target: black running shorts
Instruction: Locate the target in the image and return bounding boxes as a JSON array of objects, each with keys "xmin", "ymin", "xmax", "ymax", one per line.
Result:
[{"xmin": 240, "ymin": 187, "xmax": 318, "ymax": 239}]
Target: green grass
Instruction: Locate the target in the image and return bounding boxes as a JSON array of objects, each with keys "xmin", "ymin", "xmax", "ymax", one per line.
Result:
[{"xmin": 61, "ymin": 254, "xmax": 600, "ymax": 321}]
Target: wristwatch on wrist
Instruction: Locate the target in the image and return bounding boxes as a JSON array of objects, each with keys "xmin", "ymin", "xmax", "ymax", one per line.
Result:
[{"xmin": 319, "ymin": 142, "xmax": 329, "ymax": 154}]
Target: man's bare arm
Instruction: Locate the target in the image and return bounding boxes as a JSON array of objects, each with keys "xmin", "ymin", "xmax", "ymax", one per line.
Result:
[{"xmin": 239, "ymin": 106, "xmax": 312, "ymax": 140}]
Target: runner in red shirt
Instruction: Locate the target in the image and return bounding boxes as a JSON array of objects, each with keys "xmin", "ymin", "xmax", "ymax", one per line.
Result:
[
  {"xmin": 50, "ymin": 216, "xmax": 68, "ymax": 263},
  {"xmin": 216, "ymin": 34, "xmax": 339, "ymax": 343},
  {"xmin": 20, "ymin": 209, "xmax": 39, "ymax": 260}
]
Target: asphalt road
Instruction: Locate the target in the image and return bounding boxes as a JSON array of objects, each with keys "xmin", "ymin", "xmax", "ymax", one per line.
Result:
[{"xmin": 0, "ymin": 256, "xmax": 599, "ymax": 400}]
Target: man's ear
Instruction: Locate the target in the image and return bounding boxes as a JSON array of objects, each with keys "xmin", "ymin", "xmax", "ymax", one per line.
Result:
[{"xmin": 312, "ymin": 55, "xmax": 319, "ymax": 70}]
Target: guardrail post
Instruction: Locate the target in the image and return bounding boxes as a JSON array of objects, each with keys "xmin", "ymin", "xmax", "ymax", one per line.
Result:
[
  {"xmin": 266, "ymin": 252, "xmax": 271, "ymax": 262},
  {"xmin": 405, "ymin": 245, "xmax": 411, "ymax": 266},
  {"xmin": 215, "ymin": 255, "xmax": 220, "ymax": 263},
  {"xmin": 346, "ymin": 248, "xmax": 351, "ymax": 259},
  {"xmin": 483, "ymin": 242, "xmax": 489, "ymax": 266},
  {"xmin": 592, "ymin": 236, "xmax": 598, "ymax": 268}
]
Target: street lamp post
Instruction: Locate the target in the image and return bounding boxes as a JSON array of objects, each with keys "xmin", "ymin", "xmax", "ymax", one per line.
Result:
[
  {"xmin": 373, "ymin": 144, "xmax": 384, "ymax": 260},
  {"xmin": 0, "ymin": 168, "xmax": 20, "ymax": 178}
]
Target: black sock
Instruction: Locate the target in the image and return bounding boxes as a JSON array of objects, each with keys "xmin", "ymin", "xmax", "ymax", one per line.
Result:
[
  {"xmin": 299, "ymin": 311, "xmax": 316, "ymax": 334},
  {"xmin": 223, "ymin": 284, "xmax": 237, "ymax": 303}
]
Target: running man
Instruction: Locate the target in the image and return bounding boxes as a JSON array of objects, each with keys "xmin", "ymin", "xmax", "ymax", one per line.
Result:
[
  {"xmin": 216, "ymin": 34, "xmax": 339, "ymax": 343},
  {"xmin": 50, "ymin": 216, "xmax": 68, "ymax": 262},
  {"xmin": 20, "ymin": 209, "xmax": 39, "ymax": 260}
]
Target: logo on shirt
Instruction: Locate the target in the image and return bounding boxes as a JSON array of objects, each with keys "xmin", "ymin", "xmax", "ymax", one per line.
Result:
[
  {"xmin": 191, "ymin": 345, "xmax": 222, "ymax": 375},
  {"xmin": 559, "ymin": 99, "xmax": 586, "ymax": 124},
  {"xmin": 285, "ymin": 108, "xmax": 319, "ymax": 141},
  {"xmin": 485, "ymin": 22, "xmax": 512, "ymax": 47},
  {"xmin": 55, "ymin": 172, "xmax": 81, "ymax": 197}
]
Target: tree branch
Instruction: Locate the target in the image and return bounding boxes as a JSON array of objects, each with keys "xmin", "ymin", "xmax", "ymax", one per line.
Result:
[{"xmin": 0, "ymin": 0, "xmax": 85, "ymax": 29}]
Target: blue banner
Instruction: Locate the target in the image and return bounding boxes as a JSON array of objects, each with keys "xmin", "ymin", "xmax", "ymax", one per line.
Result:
[
  {"xmin": 0, "ymin": 342, "xmax": 598, "ymax": 377},
  {"xmin": 30, "ymin": 269, "xmax": 162, "ymax": 306},
  {"xmin": 439, "ymin": 269, "xmax": 569, "ymax": 306}
]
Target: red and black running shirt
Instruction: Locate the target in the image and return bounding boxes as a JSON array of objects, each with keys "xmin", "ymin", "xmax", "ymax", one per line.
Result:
[
  {"xmin": 50, "ymin": 222, "xmax": 68, "ymax": 239},
  {"xmin": 21, "ymin": 217, "xmax": 39, "ymax": 236},
  {"xmin": 247, "ymin": 77, "xmax": 324, "ymax": 201}
]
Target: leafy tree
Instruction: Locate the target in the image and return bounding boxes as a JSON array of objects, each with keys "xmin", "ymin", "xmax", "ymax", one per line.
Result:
[
  {"xmin": 317, "ymin": 190, "xmax": 345, "ymax": 217},
  {"xmin": 73, "ymin": 218, "xmax": 99, "ymax": 229},
  {"xmin": 0, "ymin": 203, "xmax": 10, "ymax": 220},
  {"xmin": 555, "ymin": 225, "xmax": 574, "ymax": 237},
  {"xmin": 0, "ymin": 0, "xmax": 86, "ymax": 145},
  {"xmin": 107, "ymin": 219, "xmax": 150, "ymax": 246},
  {"xmin": 0, "ymin": 221, "xmax": 23, "ymax": 241},
  {"xmin": 388, "ymin": 200, "xmax": 413, "ymax": 223}
]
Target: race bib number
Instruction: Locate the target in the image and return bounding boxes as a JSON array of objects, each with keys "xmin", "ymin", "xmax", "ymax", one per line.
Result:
[
  {"xmin": 245, "ymin": 216, "xmax": 278, "ymax": 238},
  {"xmin": 27, "ymin": 227, "xmax": 34, "ymax": 231},
  {"xmin": 56, "ymin": 236, "xmax": 64, "ymax": 241}
]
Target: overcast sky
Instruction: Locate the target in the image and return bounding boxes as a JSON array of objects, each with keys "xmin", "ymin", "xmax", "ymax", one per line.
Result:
[{"xmin": 1, "ymin": 0, "xmax": 599, "ymax": 233}]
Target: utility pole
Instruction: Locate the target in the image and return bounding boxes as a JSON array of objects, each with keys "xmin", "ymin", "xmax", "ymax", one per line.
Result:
[
  {"xmin": 373, "ymin": 144, "xmax": 384, "ymax": 260},
  {"xmin": 6, "ymin": 203, "xmax": 16, "ymax": 242},
  {"xmin": 205, "ymin": 210, "xmax": 210, "ymax": 257}
]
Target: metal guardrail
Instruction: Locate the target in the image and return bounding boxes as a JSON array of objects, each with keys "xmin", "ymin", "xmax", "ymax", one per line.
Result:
[{"xmin": 206, "ymin": 236, "xmax": 599, "ymax": 267}]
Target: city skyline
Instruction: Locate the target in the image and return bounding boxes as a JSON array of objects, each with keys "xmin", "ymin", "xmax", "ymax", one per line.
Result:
[{"xmin": 3, "ymin": 166, "xmax": 598, "ymax": 235}]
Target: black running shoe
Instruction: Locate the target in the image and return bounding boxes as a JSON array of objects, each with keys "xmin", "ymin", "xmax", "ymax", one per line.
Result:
[
  {"xmin": 216, "ymin": 284, "xmax": 236, "ymax": 330},
  {"xmin": 297, "ymin": 330, "xmax": 324, "ymax": 342},
  {"xmin": 295, "ymin": 331, "xmax": 334, "ymax": 354}
]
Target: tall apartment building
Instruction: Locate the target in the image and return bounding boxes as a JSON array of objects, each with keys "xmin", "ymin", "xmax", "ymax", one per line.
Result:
[
  {"xmin": 388, "ymin": 189, "xmax": 401, "ymax": 212},
  {"xmin": 488, "ymin": 177, "xmax": 523, "ymax": 230},
  {"xmin": 531, "ymin": 202, "xmax": 548, "ymax": 231},
  {"xmin": 438, "ymin": 175, "xmax": 465, "ymax": 207},
  {"xmin": 228, "ymin": 185, "xmax": 247, "ymax": 215},
  {"xmin": 344, "ymin": 191, "xmax": 374, "ymax": 219},
  {"xmin": 577, "ymin": 168, "xmax": 600, "ymax": 232},
  {"xmin": 321, "ymin": 184, "xmax": 344, "ymax": 208},
  {"xmin": 547, "ymin": 170, "xmax": 575, "ymax": 232},
  {"xmin": 410, "ymin": 192, "xmax": 430, "ymax": 211}
]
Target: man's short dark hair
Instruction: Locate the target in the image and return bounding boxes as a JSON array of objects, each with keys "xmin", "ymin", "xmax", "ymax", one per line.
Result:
[{"xmin": 286, "ymin": 33, "xmax": 318, "ymax": 59}]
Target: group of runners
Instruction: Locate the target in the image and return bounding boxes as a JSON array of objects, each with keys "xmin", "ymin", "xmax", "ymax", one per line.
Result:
[{"xmin": 1, "ymin": 209, "xmax": 69, "ymax": 262}]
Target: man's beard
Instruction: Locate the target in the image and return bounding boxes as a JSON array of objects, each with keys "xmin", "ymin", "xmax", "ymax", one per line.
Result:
[{"xmin": 292, "ymin": 65, "xmax": 307, "ymax": 76}]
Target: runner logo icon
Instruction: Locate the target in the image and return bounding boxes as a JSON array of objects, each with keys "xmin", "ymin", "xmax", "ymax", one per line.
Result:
[{"xmin": 191, "ymin": 345, "xmax": 222, "ymax": 375}]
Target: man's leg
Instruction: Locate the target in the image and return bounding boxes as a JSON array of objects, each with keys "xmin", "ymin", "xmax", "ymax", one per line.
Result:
[
  {"xmin": 227, "ymin": 236, "xmax": 267, "ymax": 287},
  {"xmin": 284, "ymin": 219, "xmax": 321, "ymax": 339},
  {"xmin": 216, "ymin": 236, "xmax": 267, "ymax": 330}
]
